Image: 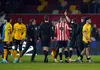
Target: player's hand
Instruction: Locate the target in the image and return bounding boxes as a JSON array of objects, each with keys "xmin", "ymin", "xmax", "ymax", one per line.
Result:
[
  {"xmin": 64, "ymin": 10, "xmax": 67, "ymax": 16},
  {"xmin": 54, "ymin": 37, "xmax": 57, "ymax": 41},
  {"xmin": 30, "ymin": 38, "xmax": 32, "ymax": 41},
  {"xmin": 7, "ymin": 41, "xmax": 10, "ymax": 45},
  {"xmin": 21, "ymin": 37, "xmax": 25, "ymax": 40},
  {"xmin": 68, "ymin": 39, "xmax": 70, "ymax": 42},
  {"xmin": 37, "ymin": 40, "xmax": 40, "ymax": 43},
  {"xmin": 88, "ymin": 39, "xmax": 92, "ymax": 42}
]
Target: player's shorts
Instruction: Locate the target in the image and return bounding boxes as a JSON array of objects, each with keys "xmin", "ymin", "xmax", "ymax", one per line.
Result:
[
  {"xmin": 83, "ymin": 42, "xmax": 90, "ymax": 48},
  {"xmin": 3, "ymin": 42, "xmax": 12, "ymax": 49},
  {"xmin": 26, "ymin": 39, "xmax": 36, "ymax": 47},
  {"xmin": 69, "ymin": 39, "xmax": 77, "ymax": 48},
  {"xmin": 14, "ymin": 39, "xmax": 22, "ymax": 45},
  {"xmin": 57, "ymin": 41, "xmax": 68, "ymax": 48},
  {"xmin": 41, "ymin": 38, "xmax": 50, "ymax": 47}
]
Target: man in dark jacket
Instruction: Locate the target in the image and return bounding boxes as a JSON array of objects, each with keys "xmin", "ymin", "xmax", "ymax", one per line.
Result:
[
  {"xmin": 77, "ymin": 17, "xmax": 87, "ymax": 52},
  {"xmin": 22, "ymin": 18, "xmax": 38, "ymax": 62},
  {"xmin": 75, "ymin": 17, "xmax": 87, "ymax": 62},
  {"xmin": 69, "ymin": 19, "xmax": 82, "ymax": 62}
]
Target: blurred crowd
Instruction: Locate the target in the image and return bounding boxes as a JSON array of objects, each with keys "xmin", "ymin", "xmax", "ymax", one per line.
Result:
[{"xmin": 0, "ymin": 0, "xmax": 100, "ymax": 14}]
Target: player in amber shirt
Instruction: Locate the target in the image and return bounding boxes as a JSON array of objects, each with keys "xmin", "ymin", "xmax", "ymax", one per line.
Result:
[
  {"xmin": 81, "ymin": 17, "xmax": 92, "ymax": 63},
  {"xmin": 1, "ymin": 18, "xmax": 18, "ymax": 63},
  {"xmin": 13, "ymin": 18, "xmax": 26, "ymax": 62}
]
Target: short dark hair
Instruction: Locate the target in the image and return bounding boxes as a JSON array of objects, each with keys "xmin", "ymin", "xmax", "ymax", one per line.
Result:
[
  {"xmin": 44, "ymin": 15, "xmax": 49, "ymax": 21},
  {"xmin": 72, "ymin": 18, "xmax": 76, "ymax": 22},
  {"xmin": 60, "ymin": 16, "xmax": 66, "ymax": 21},
  {"xmin": 85, "ymin": 17, "xmax": 90, "ymax": 21},
  {"xmin": 60, "ymin": 16, "xmax": 66, "ymax": 19},
  {"xmin": 81, "ymin": 17, "xmax": 86, "ymax": 20},
  {"xmin": 30, "ymin": 18, "xmax": 35, "ymax": 23},
  {"xmin": 5, "ymin": 17, "xmax": 11, "ymax": 22},
  {"xmin": 18, "ymin": 18, "xmax": 22, "ymax": 22}
]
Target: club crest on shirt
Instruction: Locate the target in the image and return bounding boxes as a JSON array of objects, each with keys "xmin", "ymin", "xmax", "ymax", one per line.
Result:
[{"xmin": 59, "ymin": 27, "xmax": 64, "ymax": 31}]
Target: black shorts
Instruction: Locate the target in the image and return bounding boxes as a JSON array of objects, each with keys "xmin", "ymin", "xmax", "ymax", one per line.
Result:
[
  {"xmin": 57, "ymin": 41, "xmax": 68, "ymax": 48},
  {"xmin": 3, "ymin": 42, "xmax": 12, "ymax": 48},
  {"xmin": 14, "ymin": 39, "xmax": 22, "ymax": 45},
  {"xmin": 83, "ymin": 42, "xmax": 90, "ymax": 48},
  {"xmin": 41, "ymin": 39, "xmax": 50, "ymax": 47},
  {"xmin": 27, "ymin": 40, "xmax": 36, "ymax": 47},
  {"xmin": 70, "ymin": 39, "xmax": 76, "ymax": 48}
]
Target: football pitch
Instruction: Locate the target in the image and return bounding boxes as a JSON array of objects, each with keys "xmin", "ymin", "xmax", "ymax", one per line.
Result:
[{"xmin": 0, "ymin": 55, "xmax": 100, "ymax": 70}]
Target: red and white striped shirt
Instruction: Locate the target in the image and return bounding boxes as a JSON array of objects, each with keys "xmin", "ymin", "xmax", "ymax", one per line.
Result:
[{"xmin": 55, "ymin": 21, "xmax": 70, "ymax": 41}]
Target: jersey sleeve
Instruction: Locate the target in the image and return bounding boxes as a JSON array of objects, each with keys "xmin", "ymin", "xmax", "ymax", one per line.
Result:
[
  {"xmin": 21, "ymin": 24, "xmax": 26, "ymax": 39},
  {"xmin": 12, "ymin": 24, "xmax": 16, "ymax": 37},
  {"xmin": 83, "ymin": 25, "xmax": 87, "ymax": 32}
]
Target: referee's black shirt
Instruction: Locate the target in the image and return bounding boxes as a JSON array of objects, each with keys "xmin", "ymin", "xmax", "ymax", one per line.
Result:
[{"xmin": 39, "ymin": 22, "xmax": 54, "ymax": 40}]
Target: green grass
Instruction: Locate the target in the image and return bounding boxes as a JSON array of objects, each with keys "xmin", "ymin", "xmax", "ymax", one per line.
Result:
[{"xmin": 0, "ymin": 55, "xmax": 100, "ymax": 70}]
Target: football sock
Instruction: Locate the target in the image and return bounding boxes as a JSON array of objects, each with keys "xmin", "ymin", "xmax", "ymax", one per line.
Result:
[
  {"xmin": 43, "ymin": 50, "xmax": 48, "ymax": 59},
  {"xmin": 55, "ymin": 48, "xmax": 59, "ymax": 59},
  {"xmin": 69, "ymin": 50, "xmax": 73, "ymax": 58},
  {"xmin": 87, "ymin": 56, "xmax": 91, "ymax": 60},
  {"xmin": 64, "ymin": 51, "xmax": 69, "ymax": 60},
  {"xmin": 13, "ymin": 50, "xmax": 17, "ymax": 58},
  {"xmin": 4, "ymin": 49, "xmax": 7, "ymax": 60},
  {"xmin": 59, "ymin": 53, "xmax": 62, "ymax": 60},
  {"xmin": 19, "ymin": 51, "xmax": 23, "ymax": 61},
  {"xmin": 9, "ymin": 49, "xmax": 16, "ymax": 59},
  {"xmin": 31, "ymin": 48, "xmax": 36, "ymax": 61},
  {"xmin": 76, "ymin": 49, "xmax": 81, "ymax": 57}
]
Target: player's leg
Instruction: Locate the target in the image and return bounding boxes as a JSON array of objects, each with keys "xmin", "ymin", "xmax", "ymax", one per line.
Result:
[
  {"xmin": 19, "ymin": 40, "xmax": 23, "ymax": 62},
  {"xmin": 69, "ymin": 48, "xmax": 73, "ymax": 60},
  {"xmin": 85, "ymin": 43, "xmax": 92, "ymax": 62},
  {"xmin": 58, "ymin": 41, "xmax": 63, "ymax": 63},
  {"xmin": 75, "ymin": 47, "xmax": 82, "ymax": 58},
  {"xmin": 54, "ymin": 47, "xmax": 59, "ymax": 62},
  {"xmin": 1, "ymin": 42, "xmax": 8, "ymax": 63},
  {"xmin": 63, "ymin": 41, "xmax": 69, "ymax": 63},
  {"xmin": 22, "ymin": 40, "xmax": 30, "ymax": 56},
  {"xmin": 42, "ymin": 39, "xmax": 50, "ymax": 63},
  {"xmin": 13, "ymin": 39, "xmax": 18, "ymax": 59},
  {"xmin": 8, "ymin": 43, "xmax": 18, "ymax": 63},
  {"xmin": 64, "ymin": 47, "xmax": 69, "ymax": 63},
  {"xmin": 31, "ymin": 45, "xmax": 37, "ymax": 62},
  {"xmin": 75, "ymin": 47, "xmax": 83, "ymax": 63},
  {"xmin": 69, "ymin": 39, "xmax": 75, "ymax": 61},
  {"xmin": 43, "ymin": 46, "xmax": 49, "ymax": 63},
  {"xmin": 31, "ymin": 40, "xmax": 37, "ymax": 62}
]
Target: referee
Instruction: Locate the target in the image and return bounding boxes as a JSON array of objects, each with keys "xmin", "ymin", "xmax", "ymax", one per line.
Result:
[{"xmin": 39, "ymin": 16, "xmax": 54, "ymax": 63}]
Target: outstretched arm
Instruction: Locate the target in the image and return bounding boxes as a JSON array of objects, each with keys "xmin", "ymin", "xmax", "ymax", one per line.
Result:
[{"xmin": 64, "ymin": 10, "xmax": 70, "ymax": 23}]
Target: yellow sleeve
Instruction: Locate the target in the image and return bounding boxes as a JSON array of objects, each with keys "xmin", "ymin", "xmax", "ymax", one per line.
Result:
[
  {"xmin": 6, "ymin": 23, "xmax": 12, "ymax": 41},
  {"xmin": 7, "ymin": 23, "xmax": 12, "ymax": 32},
  {"xmin": 21, "ymin": 24, "xmax": 26, "ymax": 39},
  {"xmin": 83, "ymin": 25, "xmax": 86, "ymax": 32},
  {"xmin": 12, "ymin": 24, "xmax": 16, "ymax": 37}
]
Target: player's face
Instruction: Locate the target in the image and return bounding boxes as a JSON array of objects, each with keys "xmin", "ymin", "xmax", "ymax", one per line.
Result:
[
  {"xmin": 88, "ymin": 19, "xmax": 91, "ymax": 23},
  {"xmin": 60, "ymin": 17, "xmax": 62, "ymax": 21},
  {"xmin": 93, "ymin": 24, "xmax": 96, "ymax": 28},
  {"xmin": 10, "ymin": 19, "xmax": 12, "ymax": 23},
  {"xmin": 18, "ymin": 19, "xmax": 22, "ymax": 24},
  {"xmin": 4, "ymin": 19, "xmax": 7, "ymax": 24},
  {"xmin": 60, "ymin": 17, "xmax": 64, "ymax": 22},
  {"xmin": 32, "ymin": 20, "xmax": 36, "ymax": 25},
  {"xmin": 81, "ymin": 18, "xmax": 84, "ymax": 22}
]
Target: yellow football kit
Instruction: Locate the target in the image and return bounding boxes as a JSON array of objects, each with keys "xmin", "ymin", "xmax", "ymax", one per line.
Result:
[{"xmin": 82, "ymin": 23, "xmax": 92, "ymax": 43}]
